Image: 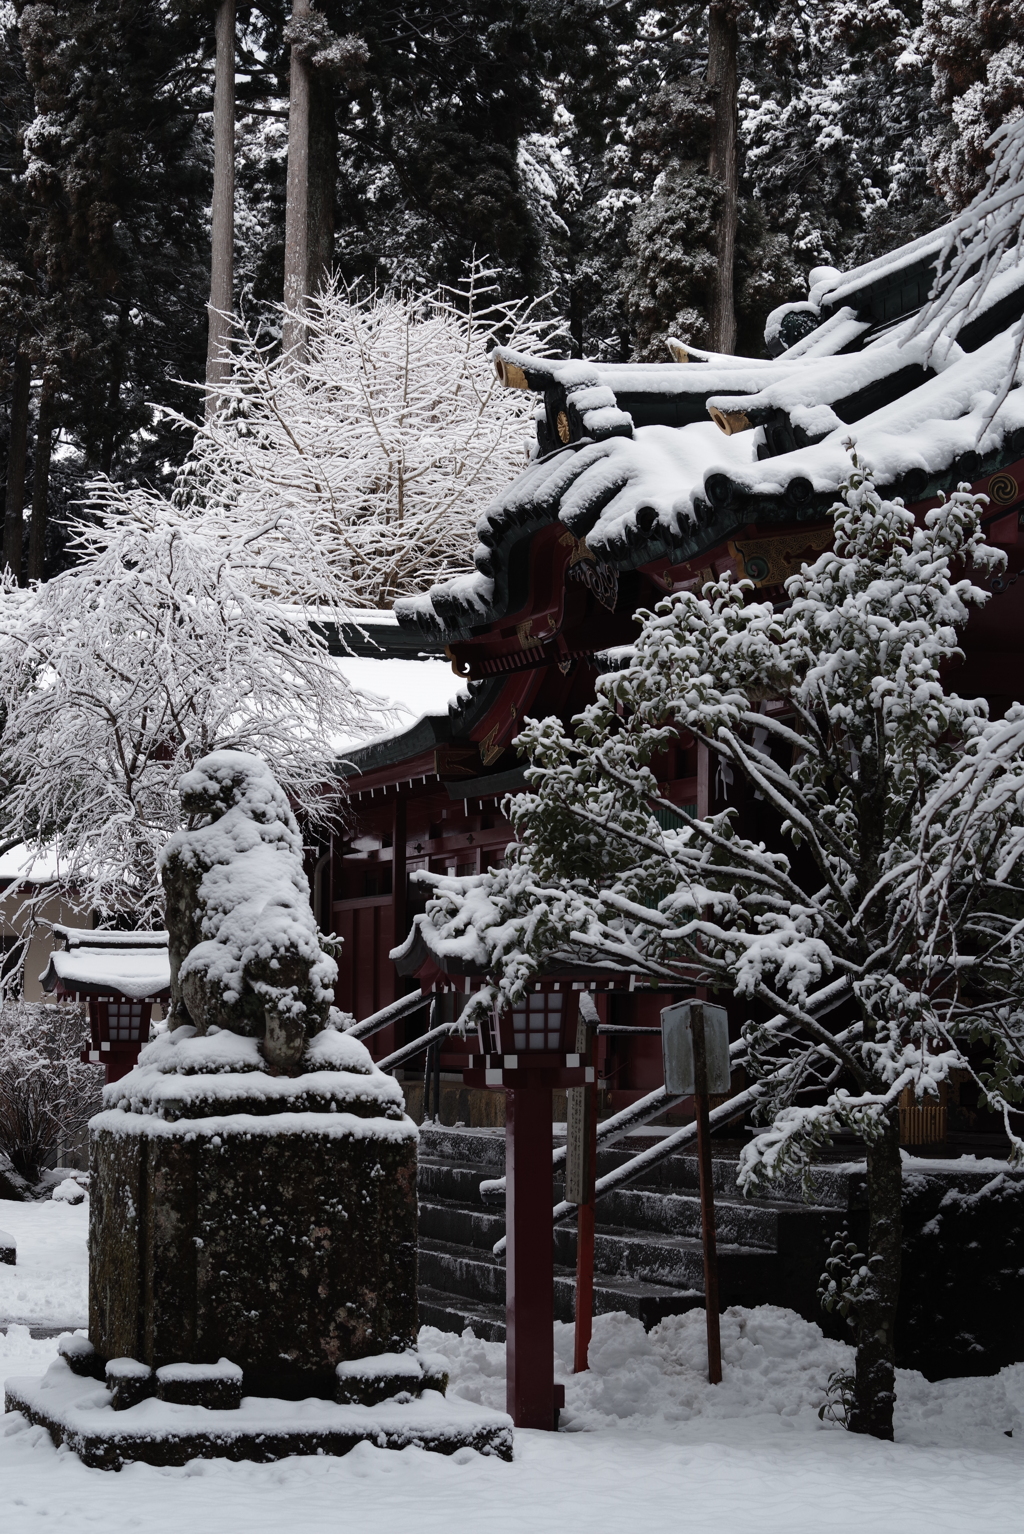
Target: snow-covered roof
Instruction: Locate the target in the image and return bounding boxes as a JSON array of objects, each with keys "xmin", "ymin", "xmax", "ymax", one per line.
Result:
[
  {"xmin": 0, "ymin": 843, "xmax": 61, "ymax": 886},
  {"xmin": 396, "ymin": 230, "xmax": 1024, "ymax": 643},
  {"xmin": 329, "ymin": 655, "xmax": 468, "ymax": 758},
  {"xmin": 52, "ymin": 925, "xmax": 168, "ymax": 950},
  {"xmin": 40, "ymin": 946, "xmax": 171, "ymax": 1001}
]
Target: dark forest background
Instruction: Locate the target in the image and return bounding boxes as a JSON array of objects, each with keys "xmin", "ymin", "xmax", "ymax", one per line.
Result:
[{"xmin": 1, "ymin": 0, "xmax": 1020, "ymax": 574}]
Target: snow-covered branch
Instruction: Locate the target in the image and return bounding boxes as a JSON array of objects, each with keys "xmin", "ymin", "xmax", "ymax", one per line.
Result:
[{"xmin": 182, "ymin": 262, "xmax": 559, "ymax": 608}]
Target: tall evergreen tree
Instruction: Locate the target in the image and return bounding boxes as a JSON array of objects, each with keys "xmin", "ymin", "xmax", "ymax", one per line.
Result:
[
  {"xmin": 920, "ymin": 0, "xmax": 1024, "ymax": 210},
  {"xmin": 1, "ymin": 0, "xmax": 213, "ymax": 579},
  {"xmin": 17, "ymin": 0, "xmax": 212, "ymax": 481}
]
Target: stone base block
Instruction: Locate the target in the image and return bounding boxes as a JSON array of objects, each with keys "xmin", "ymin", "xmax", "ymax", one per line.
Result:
[
  {"xmin": 5, "ymin": 1362, "xmax": 513, "ymax": 1471},
  {"xmin": 105, "ymin": 1358, "xmax": 153, "ymax": 1411},
  {"xmin": 156, "ymin": 1359, "xmax": 243, "ymax": 1410},
  {"xmin": 57, "ymin": 1334, "xmax": 104, "ymax": 1380},
  {"xmin": 89, "ymin": 1111, "xmax": 419, "ymax": 1399},
  {"xmin": 335, "ymin": 1349, "xmax": 449, "ymax": 1406}
]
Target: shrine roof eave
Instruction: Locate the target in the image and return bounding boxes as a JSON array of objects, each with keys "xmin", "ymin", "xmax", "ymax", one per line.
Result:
[
  {"xmin": 397, "ymin": 249, "xmax": 1024, "ymax": 650},
  {"xmin": 336, "ymin": 674, "xmax": 511, "ymax": 785},
  {"xmin": 337, "ymin": 711, "xmax": 451, "ymax": 781},
  {"xmin": 394, "ymin": 467, "xmax": 838, "ymax": 648},
  {"xmin": 394, "ymin": 426, "xmax": 1024, "ymax": 649}
]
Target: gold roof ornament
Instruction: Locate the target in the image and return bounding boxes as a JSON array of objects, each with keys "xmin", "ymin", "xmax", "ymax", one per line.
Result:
[
  {"xmin": 709, "ymin": 405, "xmax": 752, "ymax": 435},
  {"xmin": 492, "ymin": 355, "xmax": 530, "ymax": 390}
]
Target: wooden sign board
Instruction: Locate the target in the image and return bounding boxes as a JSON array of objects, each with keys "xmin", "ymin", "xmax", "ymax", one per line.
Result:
[
  {"xmin": 661, "ymin": 1000, "xmax": 730, "ymax": 1095},
  {"xmin": 564, "ymin": 1005, "xmax": 594, "ymax": 1206}
]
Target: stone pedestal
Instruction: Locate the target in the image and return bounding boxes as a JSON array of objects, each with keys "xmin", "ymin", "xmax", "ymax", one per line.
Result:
[
  {"xmin": 88, "ymin": 1026, "xmax": 418, "ymax": 1399},
  {"xmin": 4, "ymin": 1024, "xmax": 514, "ymax": 1466}
]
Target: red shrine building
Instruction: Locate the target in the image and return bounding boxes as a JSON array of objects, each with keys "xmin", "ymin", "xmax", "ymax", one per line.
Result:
[
  {"xmin": 325, "ymin": 227, "xmax": 1024, "ymax": 1424},
  {"xmin": 330, "ymin": 225, "xmax": 1024, "ymax": 1127}
]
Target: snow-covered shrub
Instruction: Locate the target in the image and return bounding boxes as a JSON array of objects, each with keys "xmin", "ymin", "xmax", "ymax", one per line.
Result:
[
  {"xmin": 184, "ymin": 261, "xmax": 556, "ymax": 607},
  {"xmin": 161, "ymin": 751, "xmax": 337, "ymax": 1071},
  {"xmin": 409, "ymin": 453, "xmax": 1024, "ymax": 1440},
  {"xmin": 0, "ymin": 1000, "xmax": 99, "ymax": 1185}
]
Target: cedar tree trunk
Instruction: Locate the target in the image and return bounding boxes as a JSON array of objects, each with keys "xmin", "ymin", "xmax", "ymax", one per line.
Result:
[
  {"xmin": 307, "ymin": 69, "xmax": 336, "ymax": 295},
  {"xmin": 282, "ymin": 0, "xmax": 311, "ymax": 358},
  {"xmin": 707, "ymin": 1, "xmax": 738, "ymax": 355},
  {"xmin": 206, "ymin": 0, "xmax": 236, "ymax": 412},
  {"xmin": 848, "ymin": 1108, "xmax": 902, "ymax": 1440},
  {"xmin": 27, "ymin": 376, "xmax": 53, "ymax": 582},
  {"xmin": 3, "ymin": 347, "xmax": 31, "ymax": 583}
]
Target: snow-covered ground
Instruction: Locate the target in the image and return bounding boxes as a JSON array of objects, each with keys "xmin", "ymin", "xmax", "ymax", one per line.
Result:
[
  {"xmin": 0, "ymin": 1199, "xmax": 87, "ymax": 1329},
  {"xmin": 1, "ymin": 1199, "xmax": 1022, "ymax": 1533}
]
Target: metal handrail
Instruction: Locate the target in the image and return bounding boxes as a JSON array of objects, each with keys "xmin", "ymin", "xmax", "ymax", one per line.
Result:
[
  {"xmin": 342, "ymin": 989, "xmax": 432, "ymax": 1041},
  {"xmin": 376, "ymin": 1020, "xmax": 464, "ymax": 1073},
  {"xmin": 489, "ymin": 1067, "xmax": 752, "ymax": 1257},
  {"xmin": 489, "ymin": 1022, "xmax": 861, "ymax": 1256},
  {"xmin": 479, "ymin": 1034, "xmax": 751, "ymax": 1202}
]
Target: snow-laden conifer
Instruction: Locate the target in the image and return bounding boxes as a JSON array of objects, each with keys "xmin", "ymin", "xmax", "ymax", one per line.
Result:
[{"xmin": 407, "ymin": 455, "xmax": 1024, "ymax": 1440}]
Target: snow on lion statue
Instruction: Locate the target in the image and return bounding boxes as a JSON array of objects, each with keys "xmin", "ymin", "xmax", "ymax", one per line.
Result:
[{"xmin": 160, "ymin": 750, "xmax": 337, "ymax": 1071}]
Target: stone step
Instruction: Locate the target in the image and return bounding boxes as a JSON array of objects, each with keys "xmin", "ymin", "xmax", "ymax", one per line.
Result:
[
  {"xmin": 420, "ymin": 1188, "xmax": 784, "ymax": 1264},
  {"xmin": 418, "ymin": 1199, "xmax": 506, "ymax": 1251},
  {"xmin": 418, "ymin": 1286, "xmax": 506, "ymax": 1343},
  {"xmin": 416, "ymin": 1190, "xmax": 784, "ymax": 1288},
  {"xmin": 597, "ymin": 1146, "xmax": 865, "ymax": 1210},
  {"xmin": 420, "ymin": 1239, "xmax": 506, "ymax": 1307},
  {"xmin": 419, "ymin": 1265, "xmax": 705, "ymax": 1341},
  {"xmin": 596, "ymin": 1186, "xmax": 786, "ymax": 1245},
  {"xmin": 420, "ymin": 1166, "xmax": 827, "ymax": 1253},
  {"xmin": 414, "ymin": 1126, "xmax": 854, "ymax": 1342},
  {"xmin": 418, "ymin": 1160, "xmax": 494, "ymax": 1206},
  {"xmin": 552, "ymin": 1223, "xmax": 775, "ymax": 1294},
  {"xmin": 419, "ymin": 1217, "xmax": 775, "ymax": 1314},
  {"xmin": 418, "ymin": 1126, "xmax": 506, "ymax": 1174},
  {"xmin": 552, "ymin": 1269, "xmax": 704, "ymax": 1330},
  {"xmin": 417, "ymin": 1157, "xmax": 558, "ymax": 1208},
  {"xmin": 417, "ymin": 1124, "xmax": 866, "ymax": 1211}
]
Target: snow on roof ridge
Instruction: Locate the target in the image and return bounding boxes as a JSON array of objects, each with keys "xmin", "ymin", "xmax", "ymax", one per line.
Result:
[{"xmin": 809, "ymin": 223, "xmax": 951, "ymax": 310}]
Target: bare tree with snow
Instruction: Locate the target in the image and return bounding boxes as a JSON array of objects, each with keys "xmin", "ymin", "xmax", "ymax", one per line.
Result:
[
  {"xmin": 406, "ymin": 455, "xmax": 1024, "ymax": 1440},
  {"xmin": 914, "ymin": 116, "xmax": 1024, "ymax": 421},
  {"xmin": 0, "ymin": 1000, "xmax": 100, "ymax": 1184},
  {"xmin": 0, "ymin": 491, "xmax": 385, "ymax": 945},
  {"xmin": 184, "ymin": 262, "xmax": 556, "ymax": 607}
]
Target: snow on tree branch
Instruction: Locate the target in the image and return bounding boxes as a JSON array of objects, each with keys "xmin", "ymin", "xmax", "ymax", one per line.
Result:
[
  {"xmin": 912, "ymin": 116, "xmax": 1024, "ymax": 422},
  {"xmin": 0, "ymin": 492, "xmax": 387, "ymax": 939},
  {"xmin": 186, "ymin": 261, "xmax": 559, "ymax": 608}
]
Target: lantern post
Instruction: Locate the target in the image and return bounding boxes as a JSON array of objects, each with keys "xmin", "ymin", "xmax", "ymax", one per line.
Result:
[
  {"xmin": 462, "ymin": 983, "xmax": 594, "ymax": 1428},
  {"xmin": 40, "ymin": 927, "xmax": 170, "ymax": 1086}
]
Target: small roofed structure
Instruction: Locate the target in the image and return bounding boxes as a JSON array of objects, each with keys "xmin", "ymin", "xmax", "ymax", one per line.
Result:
[{"xmin": 41, "ymin": 927, "xmax": 171, "ymax": 1084}]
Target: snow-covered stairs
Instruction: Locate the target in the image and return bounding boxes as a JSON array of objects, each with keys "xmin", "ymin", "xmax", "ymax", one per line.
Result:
[{"xmin": 416, "ymin": 1126, "xmax": 854, "ymax": 1342}]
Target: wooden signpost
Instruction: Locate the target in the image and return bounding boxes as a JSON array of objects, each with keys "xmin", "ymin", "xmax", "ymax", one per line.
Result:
[
  {"xmin": 565, "ymin": 1000, "xmax": 598, "ymax": 1372},
  {"xmin": 661, "ymin": 998, "xmax": 729, "ymax": 1384}
]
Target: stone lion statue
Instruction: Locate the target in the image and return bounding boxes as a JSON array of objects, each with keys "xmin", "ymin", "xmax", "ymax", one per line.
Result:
[{"xmin": 160, "ymin": 751, "xmax": 338, "ymax": 1070}]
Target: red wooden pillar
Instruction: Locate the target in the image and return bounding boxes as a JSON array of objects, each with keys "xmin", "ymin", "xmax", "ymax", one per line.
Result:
[
  {"xmin": 571, "ymin": 1006, "xmax": 598, "ymax": 1374},
  {"xmin": 505, "ymin": 1085, "xmax": 555, "ymax": 1428}
]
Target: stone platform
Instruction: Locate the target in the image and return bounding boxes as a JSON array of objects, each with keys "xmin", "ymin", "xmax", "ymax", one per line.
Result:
[{"xmin": 5, "ymin": 1360, "xmax": 513, "ymax": 1470}]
